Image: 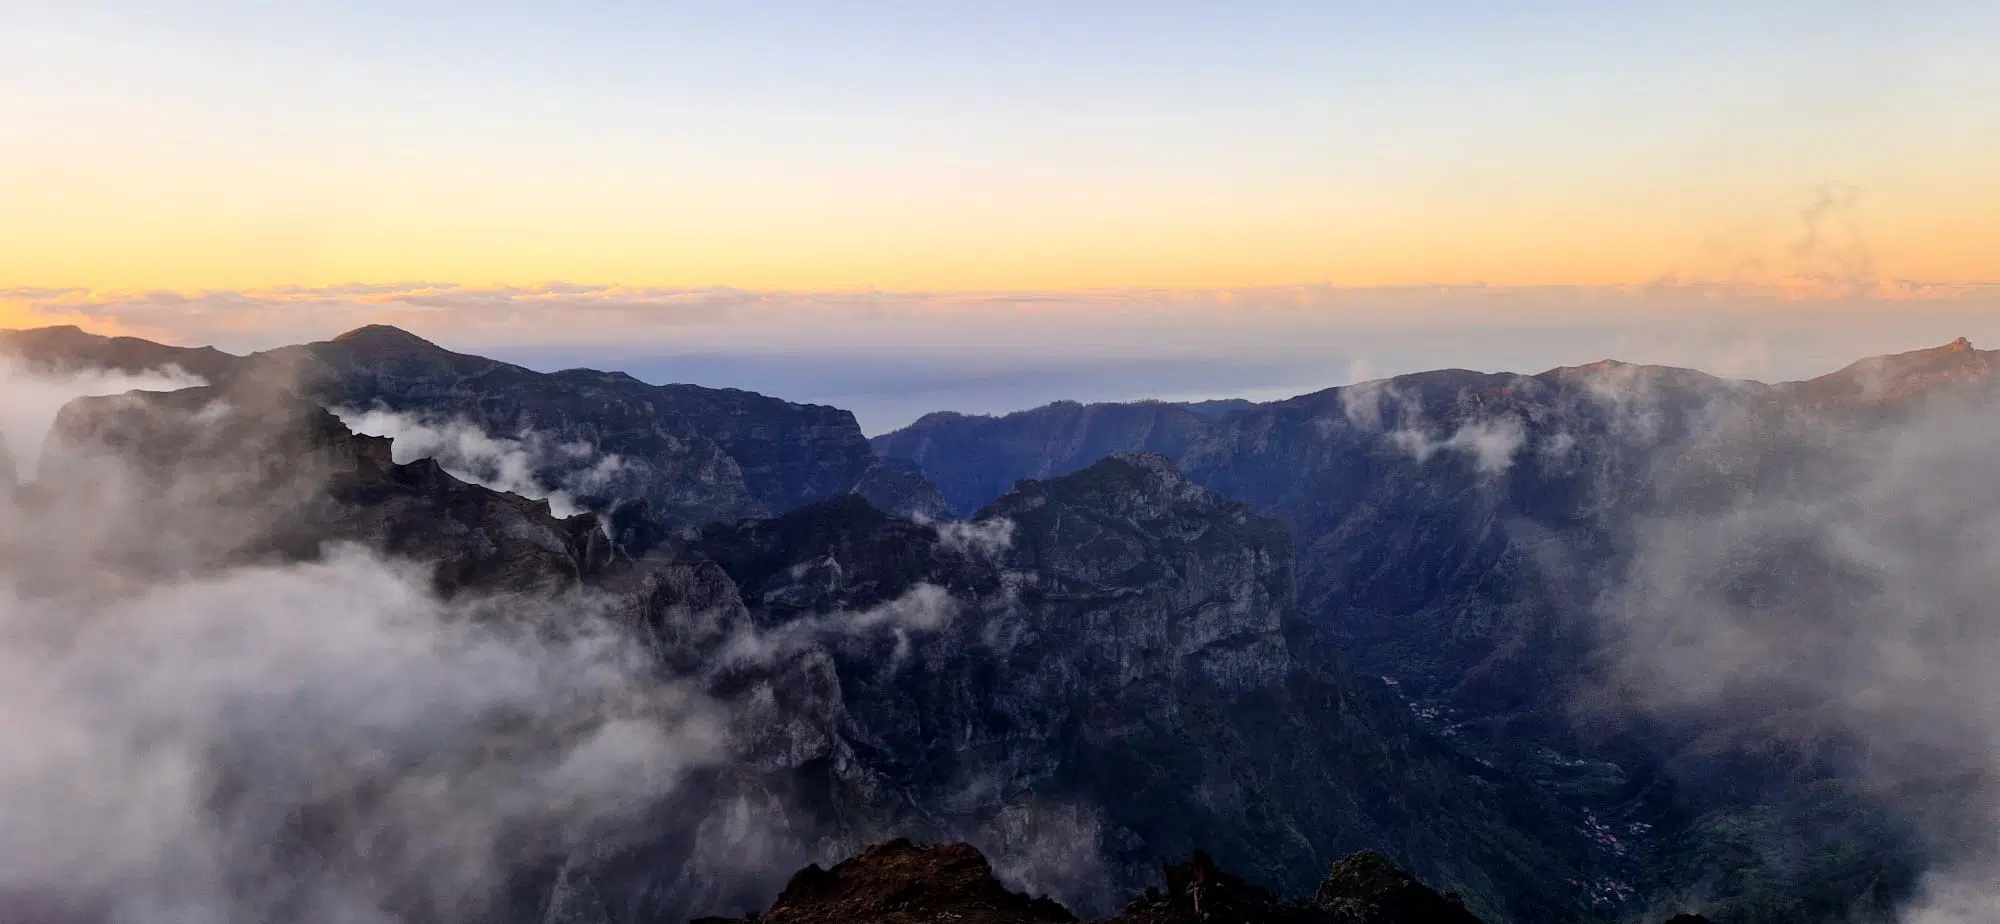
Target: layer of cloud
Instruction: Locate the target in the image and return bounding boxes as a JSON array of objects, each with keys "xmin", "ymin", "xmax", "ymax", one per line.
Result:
[
  {"xmin": 1389, "ymin": 417, "xmax": 1528, "ymax": 474},
  {"xmin": 1340, "ymin": 378, "xmax": 1530, "ymax": 474},
  {"xmin": 934, "ymin": 518, "xmax": 1016, "ymax": 558},
  {"xmin": 715, "ymin": 582, "xmax": 958, "ymax": 671},
  {"xmin": 1593, "ymin": 390, "xmax": 2000, "ymax": 922},
  {"xmin": 0, "ymin": 361, "xmax": 974, "ymax": 922},
  {"xmin": 0, "ymin": 547, "xmax": 726, "ymax": 923}
]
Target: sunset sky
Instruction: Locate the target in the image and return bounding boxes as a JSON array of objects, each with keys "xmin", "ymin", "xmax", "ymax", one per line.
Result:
[
  {"xmin": 4, "ymin": 2, "xmax": 1999, "ymax": 429},
  {"xmin": 6, "ymin": 1, "xmax": 1997, "ymax": 292}
]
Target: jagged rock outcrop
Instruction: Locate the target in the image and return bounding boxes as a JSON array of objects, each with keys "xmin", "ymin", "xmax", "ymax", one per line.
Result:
[
  {"xmin": 690, "ymin": 839, "xmax": 1078, "ymax": 924},
  {"xmin": 1312, "ymin": 850, "xmax": 1482, "ymax": 924},
  {"xmin": 693, "ymin": 839, "xmax": 1491, "ymax": 924}
]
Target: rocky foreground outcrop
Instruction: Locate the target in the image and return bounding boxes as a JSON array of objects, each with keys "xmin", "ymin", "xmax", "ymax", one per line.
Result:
[{"xmin": 694, "ymin": 838, "xmax": 1713, "ymax": 924}]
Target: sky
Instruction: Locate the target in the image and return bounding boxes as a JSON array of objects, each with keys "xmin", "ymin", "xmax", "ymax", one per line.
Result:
[{"xmin": 3, "ymin": 2, "xmax": 1999, "ymax": 429}]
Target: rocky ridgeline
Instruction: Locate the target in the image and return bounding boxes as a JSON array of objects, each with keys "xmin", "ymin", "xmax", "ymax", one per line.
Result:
[
  {"xmin": 27, "ymin": 384, "xmax": 613, "ymax": 593},
  {"xmin": 692, "ymin": 837, "xmax": 1718, "ymax": 924},
  {"xmin": 1, "ymin": 323, "xmax": 937, "ymax": 525}
]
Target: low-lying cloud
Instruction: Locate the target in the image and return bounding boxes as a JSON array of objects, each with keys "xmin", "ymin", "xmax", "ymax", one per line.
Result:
[
  {"xmin": 0, "ymin": 362, "xmax": 980, "ymax": 923},
  {"xmin": 1339, "ymin": 378, "xmax": 1529, "ymax": 474},
  {"xmin": 715, "ymin": 582, "xmax": 958, "ymax": 671},
  {"xmin": 934, "ymin": 517, "xmax": 1017, "ymax": 558},
  {"xmin": 335, "ymin": 408, "xmax": 625, "ymax": 518},
  {"xmin": 0, "ymin": 546, "xmax": 727, "ymax": 923},
  {"xmin": 1592, "ymin": 389, "xmax": 2000, "ymax": 922},
  {"xmin": 1389, "ymin": 417, "xmax": 1528, "ymax": 474},
  {"xmin": 0, "ymin": 357, "xmax": 206, "ymax": 481}
]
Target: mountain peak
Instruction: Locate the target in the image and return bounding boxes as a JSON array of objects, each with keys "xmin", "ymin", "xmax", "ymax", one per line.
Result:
[
  {"xmin": 328, "ymin": 324, "xmax": 445, "ymax": 354},
  {"xmin": 1779, "ymin": 335, "xmax": 1995, "ymax": 410}
]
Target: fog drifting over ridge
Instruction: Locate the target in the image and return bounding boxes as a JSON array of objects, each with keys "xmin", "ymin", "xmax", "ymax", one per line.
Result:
[
  {"xmin": 8, "ymin": 283, "xmax": 2000, "ymax": 433},
  {"xmin": 0, "ymin": 370, "xmax": 723, "ymax": 921},
  {"xmin": 1587, "ymin": 385, "xmax": 2000, "ymax": 923},
  {"xmin": 0, "ymin": 361, "xmax": 982, "ymax": 922}
]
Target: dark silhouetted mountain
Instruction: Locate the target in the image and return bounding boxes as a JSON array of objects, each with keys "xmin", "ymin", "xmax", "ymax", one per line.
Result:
[
  {"xmin": 850, "ymin": 454, "xmax": 951, "ymax": 521},
  {"xmin": 263, "ymin": 325, "xmax": 882, "ymax": 524},
  {"xmin": 0, "ymin": 324, "xmax": 242, "ymax": 382},
  {"xmin": 693, "ymin": 839, "xmax": 1489, "ymax": 924},
  {"xmin": 3, "ymin": 324, "xmax": 946, "ymax": 526},
  {"xmin": 870, "ymin": 400, "xmax": 1226, "ymax": 517},
  {"xmin": 688, "ymin": 839, "xmax": 1078, "ymax": 924}
]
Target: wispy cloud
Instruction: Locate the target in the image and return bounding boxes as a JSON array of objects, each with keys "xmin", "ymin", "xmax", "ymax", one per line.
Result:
[{"xmin": 333, "ymin": 408, "xmax": 625, "ymax": 519}]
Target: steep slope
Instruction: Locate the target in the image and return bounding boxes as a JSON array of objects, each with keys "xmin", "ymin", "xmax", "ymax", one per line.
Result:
[
  {"xmin": 262, "ymin": 325, "xmax": 877, "ymax": 524},
  {"xmin": 661, "ymin": 453, "xmax": 1599, "ymax": 924}
]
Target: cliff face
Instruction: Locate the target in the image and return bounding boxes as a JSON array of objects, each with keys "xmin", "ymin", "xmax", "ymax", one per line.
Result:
[
  {"xmin": 640, "ymin": 452, "xmax": 1596, "ymax": 924},
  {"xmin": 263, "ymin": 325, "xmax": 883, "ymax": 526}
]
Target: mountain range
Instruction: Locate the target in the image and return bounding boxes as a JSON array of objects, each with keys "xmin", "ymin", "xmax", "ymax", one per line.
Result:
[{"xmin": 6, "ymin": 323, "xmax": 1993, "ymax": 923}]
